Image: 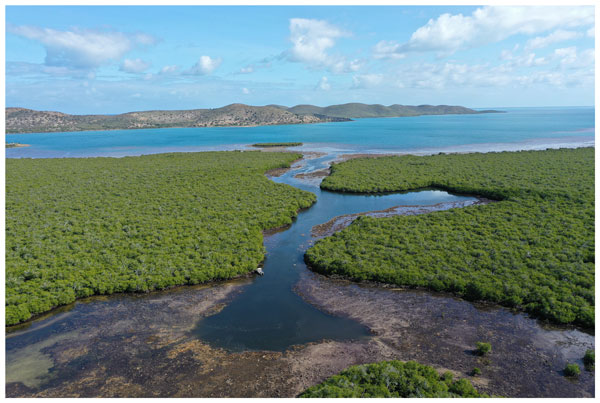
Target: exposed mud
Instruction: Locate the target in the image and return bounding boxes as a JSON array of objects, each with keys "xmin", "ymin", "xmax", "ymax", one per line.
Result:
[
  {"xmin": 7, "ymin": 270, "xmax": 593, "ymax": 398},
  {"xmin": 294, "ymin": 168, "xmax": 330, "ymax": 180},
  {"xmin": 312, "ymin": 198, "xmax": 492, "ymax": 238},
  {"xmin": 294, "ymin": 272, "xmax": 595, "ymax": 398},
  {"xmin": 265, "ymin": 151, "xmax": 326, "ymax": 177}
]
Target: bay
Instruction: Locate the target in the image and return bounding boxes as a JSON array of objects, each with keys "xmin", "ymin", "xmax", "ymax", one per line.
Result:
[{"xmin": 5, "ymin": 107, "xmax": 594, "ymax": 158}]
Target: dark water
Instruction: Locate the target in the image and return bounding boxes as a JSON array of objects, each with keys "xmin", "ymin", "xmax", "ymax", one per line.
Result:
[{"xmin": 194, "ymin": 154, "xmax": 474, "ymax": 351}]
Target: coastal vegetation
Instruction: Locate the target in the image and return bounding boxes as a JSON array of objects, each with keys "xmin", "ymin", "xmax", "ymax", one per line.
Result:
[
  {"xmin": 299, "ymin": 360, "xmax": 487, "ymax": 397},
  {"xmin": 5, "ymin": 151, "xmax": 316, "ymax": 325},
  {"xmin": 476, "ymin": 342, "xmax": 492, "ymax": 356},
  {"xmin": 252, "ymin": 142, "xmax": 303, "ymax": 147},
  {"xmin": 583, "ymin": 349, "xmax": 595, "ymax": 371},
  {"xmin": 307, "ymin": 148, "xmax": 594, "ymax": 327},
  {"xmin": 564, "ymin": 363, "xmax": 581, "ymax": 377}
]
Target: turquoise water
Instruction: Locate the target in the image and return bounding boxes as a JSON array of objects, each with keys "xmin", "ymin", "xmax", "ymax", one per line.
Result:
[{"xmin": 6, "ymin": 107, "xmax": 594, "ymax": 158}]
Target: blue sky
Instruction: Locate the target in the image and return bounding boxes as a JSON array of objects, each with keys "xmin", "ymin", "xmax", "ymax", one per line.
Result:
[{"xmin": 5, "ymin": 5, "xmax": 595, "ymax": 114}]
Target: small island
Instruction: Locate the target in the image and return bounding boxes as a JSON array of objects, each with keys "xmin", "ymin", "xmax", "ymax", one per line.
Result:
[
  {"xmin": 252, "ymin": 142, "xmax": 303, "ymax": 148},
  {"xmin": 6, "ymin": 143, "xmax": 30, "ymax": 148}
]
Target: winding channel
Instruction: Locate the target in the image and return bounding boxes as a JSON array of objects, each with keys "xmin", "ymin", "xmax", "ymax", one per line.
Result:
[{"xmin": 5, "ymin": 152, "xmax": 595, "ymax": 397}]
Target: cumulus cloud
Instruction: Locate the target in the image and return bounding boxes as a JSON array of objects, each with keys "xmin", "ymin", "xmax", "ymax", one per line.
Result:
[
  {"xmin": 240, "ymin": 66, "xmax": 254, "ymax": 74},
  {"xmin": 186, "ymin": 56, "xmax": 222, "ymax": 75},
  {"xmin": 552, "ymin": 47, "xmax": 594, "ymax": 69},
  {"xmin": 8, "ymin": 24, "xmax": 157, "ymax": 69},
  {"xmin": 120, "ymin": 58, "xmax": 151, "ymax": 74},
  {"xmin": 525, "ymin": 30, "xmax": 581, "ymax": 51},
  {"xmin": 287, "ymin": 18, "xmax": 355, "ymax": 73},
  {"xmin": 317, "ymin": 76, "xmax": 331, "ymax": 91},
  {"xmin": 373, "ymin": 41, "xmax": 405, "ymax": 60},
  {"xmin": 242, "ymin": 87, "xmax": 250, "ymax": 94},
  {"xmin": 374, "ymin": 6, "xmax": 594, "ymax": 58}
]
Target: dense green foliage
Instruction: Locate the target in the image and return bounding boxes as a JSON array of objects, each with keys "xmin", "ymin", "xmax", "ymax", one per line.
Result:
[
  {"xmin": 583, "ymin": 349, "xmax": 595, "ymax": 371},
  {"xmin": 476, "ymin": 342, "xmax": 492, "ymax": 356},
  {"xmin": 299, "ymin": 360, "xmax": 487, "ymax": 398},
  {"xmin": 6, "ymin": 151, "xmax": 316, "ymax": 325},
  {"xmin": 308, "ymin": 148, "xmax": 594, "ymax": 327},
  {"xmin": 251, "ymin": 142, "xmax": 303, "ymax": 147},
  {"xmin": 564, "ymin": 363, "xmax": 581, "ymax": 377}
]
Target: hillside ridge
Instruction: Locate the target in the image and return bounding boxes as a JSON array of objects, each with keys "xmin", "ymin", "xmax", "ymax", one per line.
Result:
[{"xmin": 6, "ymin": 103, "xmax": 500, "ymax": 133}]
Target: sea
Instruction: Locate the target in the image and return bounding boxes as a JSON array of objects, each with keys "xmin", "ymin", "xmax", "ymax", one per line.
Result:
[{"xmin": 5, "ymin": 107, "xmax": 595, "ymax": 158}]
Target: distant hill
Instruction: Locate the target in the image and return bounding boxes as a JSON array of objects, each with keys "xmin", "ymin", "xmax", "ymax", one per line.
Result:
[
  {"xmin": 286, "ymin": 103, "xmax": 500, "ymax": 118},
  {"xmin": 5, "ymin": 104, "xmax": 349, "ymax": 134},
  {"xmin": 6, "ymin": 103, "xmax": 501, "ymax": 133}
]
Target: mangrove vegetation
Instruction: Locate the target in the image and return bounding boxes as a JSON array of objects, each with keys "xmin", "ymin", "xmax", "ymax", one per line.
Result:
[
  {"xmin": 307, "ymin": 148, "xmax": 594, "ymax": 327},
  {"xmin": 6, "ymin": 151, "xmax": 316, "ymax": 325},
  {"xmin": 299, "ymin": 360, "xmax": 487, "ymax": 398}
]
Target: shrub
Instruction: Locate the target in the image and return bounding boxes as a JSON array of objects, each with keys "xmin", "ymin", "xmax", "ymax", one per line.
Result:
[
  {"xmin": 564, "ymin": 363, "xmax": 581, "ymax": 377},
  {"xmin": 299, "ymin": 360, "xmax": 488, "ymax": 398},
  {"xmin": 583, "ymin": 349, "xmax": 595, "ymax": 371},
  {"xmin": 476, "ymin": 342, "xmax": 492, "ymax": 356},
  {"xmin": 471, "ymin": 367, "xmax": 481, "ymax": 376}
]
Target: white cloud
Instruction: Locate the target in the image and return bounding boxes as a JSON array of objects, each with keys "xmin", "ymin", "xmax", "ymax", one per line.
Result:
[
  {"xmin": 587, "ymin": 26, "xmax": 595, "ymax": 38},
  {"xmin": 375, "ymin": 6, "xmax": 594, "ymax": 58},
  {"xmin": 525, "ymin": 30, "xmax": 581, "ymax": 51},
  {"xmin": 349, "ymin": 59, "xmax": 365, "ymax": 71},
  {"xmin": 240, "ymin": 66, "xmax": 254, "ymax": 74},
  {"xmin": 351, "ymin": 74, "xmax": 384, "ymax": 89},
  {"xmin": 501, "ymin": 51, "xmax": 547, "ymax": 67},
  {"xmin": 160, "ymin": 65, "xmax": 179, "ymax": 74},
  {"xmin": 553, "ymin": 47, "xmax": 594, "ymax": 69},
  {"xmin": 120, "ymin": 58, "xmax": 151, "ymax": 74},
  {"xmin": 8, "ymin": 24, "xmax": 157, "ymax": 69},
  {"xmin": 373, "ymin": 40, "xmax": 405, "ymax": 60},
  {"xmin": 287, "ymin": 18, "xmax": 352, "ymax": 73},
  {"xmin": 187, "ymin": 56, "xmax": 222, "ymax": 75},
  {"xmin": 388, "ymin": 56, "xmax": 593, "ymax": 91},
  {"xmin": 554, "ymin": 47, "xmax": 578, "ymax": 65},
  {"xmin": 242, "ymin": 87, "xmax": 250, "ymax": 94},
  {"xmin": 317, "ymin": 76, "xmax": 331, "ymax": 91}
]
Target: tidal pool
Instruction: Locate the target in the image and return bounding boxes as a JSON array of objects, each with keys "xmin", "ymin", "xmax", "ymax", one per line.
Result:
[{"xmin": 5, "ymin": 152, "xmax": 594, "ymax": 397}]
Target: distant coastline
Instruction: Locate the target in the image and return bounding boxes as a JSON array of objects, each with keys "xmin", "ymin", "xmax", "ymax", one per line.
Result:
[
  {"xmin": 5, "ymin": 103, "xmax": 501, "ymax": 134},
  {"xmin": 6, "ymin": 143, "xmax": 30, "ymax": 148}
]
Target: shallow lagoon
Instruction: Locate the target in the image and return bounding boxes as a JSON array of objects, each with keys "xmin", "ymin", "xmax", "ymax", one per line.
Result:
[{"xmin": 6, "ymin": 107, "xmax": 594, "ymax": 158}]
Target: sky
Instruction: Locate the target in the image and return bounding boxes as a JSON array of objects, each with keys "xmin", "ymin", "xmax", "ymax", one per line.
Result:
[{"xmin": 5, "ymin": 5, "xmax": 596, "ymax": 114}]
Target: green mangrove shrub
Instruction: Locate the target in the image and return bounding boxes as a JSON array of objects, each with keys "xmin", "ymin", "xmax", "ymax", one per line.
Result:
[
  {"xmin": 564, "ymin": 363, "xmax": 581, "ymax": 377},
  {"xmin": 299, "ymin": 360, "xmax": 488, "ymax": 398},
  {"xmin": 307, "ymin": 148, "xmax": 594, "ymax": 327},
  {"xmin": 6, "ymin": 151, "xmax": 316, "ymax": 325}
]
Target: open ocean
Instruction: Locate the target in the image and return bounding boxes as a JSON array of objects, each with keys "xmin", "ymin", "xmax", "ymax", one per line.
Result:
[{"xmin": 5, "ymin": 107, "xmax": 594, "ymax": 158}]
